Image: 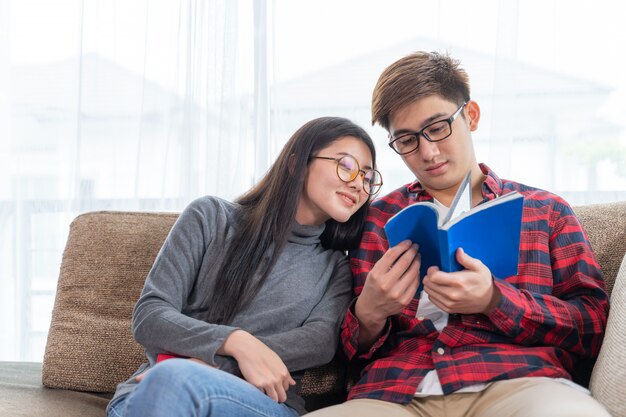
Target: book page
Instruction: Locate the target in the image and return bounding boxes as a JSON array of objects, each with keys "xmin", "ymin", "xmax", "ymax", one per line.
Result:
[
  {"xmin": 441, "ymin": 170, "xmax": 472, "ymax": 225},
  {"xmin": 444, "ymin": 190, "xmax": 522, "ymax": 229}
]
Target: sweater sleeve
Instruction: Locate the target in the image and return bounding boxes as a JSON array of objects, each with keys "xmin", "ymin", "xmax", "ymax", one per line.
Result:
[
  {"xmin": 256, "ymin": 255, "xmax": 353, "ymax": 372},
  {"xmin": 131, "ymin": 197, "xmax": 240, "ymax": 366}
]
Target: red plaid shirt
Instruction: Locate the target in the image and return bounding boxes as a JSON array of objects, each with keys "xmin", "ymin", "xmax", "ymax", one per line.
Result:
[{"xmin": 342, "ymin": 164, "xmax": 609, "ymax": 404}]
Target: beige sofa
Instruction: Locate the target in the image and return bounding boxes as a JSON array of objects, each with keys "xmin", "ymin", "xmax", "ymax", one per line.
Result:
[{"xmin": 1, "ymin": 202, "xmax": 625, "ymax": 417}]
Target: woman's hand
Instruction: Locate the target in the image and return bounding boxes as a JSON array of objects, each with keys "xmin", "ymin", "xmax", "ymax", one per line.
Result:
[{"xmin": 218, "ymin": 330, "xmax": 295, "ymax": 403}]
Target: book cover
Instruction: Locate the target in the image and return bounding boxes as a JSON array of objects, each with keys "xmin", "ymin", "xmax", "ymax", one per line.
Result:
[{"xmin": 384, "ymin": 172, "xmax": 523, "ymax": 291}]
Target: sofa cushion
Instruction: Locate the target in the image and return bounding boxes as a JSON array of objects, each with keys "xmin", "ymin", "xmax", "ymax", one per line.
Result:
[
  {"xmin": 589, "ymin": 253, "xmax": 626, "ymax": 417},
  {"xmin": 0, "ymin": 362, "xmax": 111, "ymax": 417},
  {"xmin": 42, "ymin": 211, "xmax": 178, "ymax": 392}
]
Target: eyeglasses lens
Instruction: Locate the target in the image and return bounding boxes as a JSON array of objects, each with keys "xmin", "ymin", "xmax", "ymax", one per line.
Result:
[
  {"xmin": 337, "ymin": 156, "xmax": 358, "ymax": 182},
  {"xmin": 364, "ymin": 171, "xmax": 382, "ymax": 194}
]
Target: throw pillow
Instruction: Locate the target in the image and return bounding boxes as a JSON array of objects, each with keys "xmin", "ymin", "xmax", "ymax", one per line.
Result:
[{"xmin": 42, "ymin": 211, "xmax": 178, "ymax": 392}]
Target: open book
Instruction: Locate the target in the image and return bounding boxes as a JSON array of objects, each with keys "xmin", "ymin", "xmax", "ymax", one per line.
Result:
[{"xmin": 384, "ymin": 171, "xmax": 524, "ymax": 290}]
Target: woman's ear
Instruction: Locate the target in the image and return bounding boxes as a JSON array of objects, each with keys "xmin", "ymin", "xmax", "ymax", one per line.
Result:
[{"xmin": 465, "ymin": 100, "xmax": 481, "ymax": 131}]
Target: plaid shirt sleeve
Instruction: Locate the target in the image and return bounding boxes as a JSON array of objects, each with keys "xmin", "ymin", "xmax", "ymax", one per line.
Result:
[
  {"xmin": 341, "ymin": 190, "xmax": 413, "ymax": 360},
  {"xmin": 479, "ymin": 194, "xmax": 608, "ymax": 358}
]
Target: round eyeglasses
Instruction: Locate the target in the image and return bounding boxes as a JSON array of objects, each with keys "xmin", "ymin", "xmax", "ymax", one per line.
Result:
[
  {"xmin": 313, "ymin": 155, "xmax": 383, "ymax": 196},
  {"xmin": 388, "ymin": 102, "xmax": 467, "ymax": 155}
]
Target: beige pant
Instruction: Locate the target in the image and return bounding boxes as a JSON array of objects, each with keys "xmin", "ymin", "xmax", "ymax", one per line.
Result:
[{"xmin": 306, "ymin": 378, "xmax": 610, "ymax": 417}]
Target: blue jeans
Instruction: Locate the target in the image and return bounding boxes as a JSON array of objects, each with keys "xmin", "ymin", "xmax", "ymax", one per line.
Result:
[{"xmin": 107, "ymin": 359, "xmax": 300, "ymax": 417}]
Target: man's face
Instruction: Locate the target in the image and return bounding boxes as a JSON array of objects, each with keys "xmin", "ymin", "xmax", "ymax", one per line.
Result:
[{"xmin": 388, "ymin": 95, "xmax": 480, "ymax": 199}]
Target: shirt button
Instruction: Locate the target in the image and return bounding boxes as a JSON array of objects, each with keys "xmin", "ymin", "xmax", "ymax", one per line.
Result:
[
  {"xmin": 475, "ymin": 320, "xmax": 481, "ymax": 325},
  {"xmin": 437, "ymin": 347, "xmax": 445, "ymax": 355},
  {"xmin": 417, "ymin": 316, "xmax": 425, "ymax": 321}
]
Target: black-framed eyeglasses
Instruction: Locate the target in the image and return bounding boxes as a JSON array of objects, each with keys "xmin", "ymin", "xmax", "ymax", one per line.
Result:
[
  {"xmin": 313, "ymin": 155, "xmax": 383, "ymax": 196},
  {"xmin": 388, "ymin": 102, "xmax": 467, "ymax": 155}
]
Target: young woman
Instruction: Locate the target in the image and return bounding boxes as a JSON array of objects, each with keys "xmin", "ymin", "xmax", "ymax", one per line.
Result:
[{"xmin": 107, "ymin": 117, "xmax": 383, "ymax": 417}]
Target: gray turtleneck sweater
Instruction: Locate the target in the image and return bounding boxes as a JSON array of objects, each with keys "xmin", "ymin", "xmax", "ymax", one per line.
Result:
[{"xmin": 109, "ymin": 196, "xmax": 353, "ymax": 415}]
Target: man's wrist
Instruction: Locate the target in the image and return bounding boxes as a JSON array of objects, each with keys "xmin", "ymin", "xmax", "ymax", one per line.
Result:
[
  {"xmin": 483, "ymin": 280, "xmax": 502, "ymax": 314},
  {"xmin": 354, "ymin": 298, "xmax": 386, "ymax": 336}
]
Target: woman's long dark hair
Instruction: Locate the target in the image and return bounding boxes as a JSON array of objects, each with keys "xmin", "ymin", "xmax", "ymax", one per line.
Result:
[{"xmin": 204, "ymin": 117, "xmax": 377, "ymax": 324}]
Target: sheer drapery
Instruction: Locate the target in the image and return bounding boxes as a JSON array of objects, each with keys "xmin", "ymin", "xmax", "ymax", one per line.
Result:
[
  {"xmin": 1, "ymin": 0, "xmax": 625, "ymax": 361},
  {"xmin": 0, "ymin": 0, "xmax": 265, "ymax": 361},
  {"xmin": 270, "ymin": 0, "xmax": 626, "ymax": 202}
]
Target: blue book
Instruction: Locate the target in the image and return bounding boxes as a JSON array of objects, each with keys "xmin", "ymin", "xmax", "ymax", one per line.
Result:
[{"xmin": 384, "ymin": 172, "xmax": 524, "ymax": 291}]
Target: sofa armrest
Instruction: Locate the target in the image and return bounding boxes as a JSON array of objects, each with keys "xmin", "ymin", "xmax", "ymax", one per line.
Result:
[{"xmin": 590, "ymin": 253, "xmax": 626, "ymax": 417}]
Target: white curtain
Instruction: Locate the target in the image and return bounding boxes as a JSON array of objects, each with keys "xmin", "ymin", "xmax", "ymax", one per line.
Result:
[
  {"xmin": 269, "ymin": 0, "xmax": 626, "ymax": 203},
  {"xmin": 1, "ymin": 0, "xmax": 625, "ymax": 362},
  {"xmin": 0, "ymin": 0, "xmax": 265, "ymax": 361}
]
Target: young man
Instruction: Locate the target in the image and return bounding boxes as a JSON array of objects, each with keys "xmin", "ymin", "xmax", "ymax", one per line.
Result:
[{"xmin": 308, "ymin": 52, "xmax": 610, "ymax": 417}]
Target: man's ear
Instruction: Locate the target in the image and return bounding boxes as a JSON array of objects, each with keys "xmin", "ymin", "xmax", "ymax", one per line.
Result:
[{"xmin": 465, "ymin": 100, "xmax": 481, "ymax": 131}]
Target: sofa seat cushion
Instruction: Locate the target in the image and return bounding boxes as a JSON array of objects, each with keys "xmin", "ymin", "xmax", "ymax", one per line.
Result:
[{"xmin": 0, "ymin": 362, "xmax": 110, "ymax": 417}]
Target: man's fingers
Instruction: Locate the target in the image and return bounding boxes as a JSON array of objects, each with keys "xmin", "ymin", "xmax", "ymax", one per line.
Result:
[
  {"xmin": 425, "ymin": 291, "xmax": 448, "ymax": 312},
  {"xmin": 425, "ymin": 267, "xmax": 455, "ymax": 288},
  {"xmin": 374, "ymin": 240, "xmax": 414, "ymax": 273},
  {"xmin": 424, "ymin": 278, "xmax": 448, "ymax": 300},
  {"xmin": 387, "ymin": 243, "xmax": 419, "ymax": 278},
  {"xmin": 456, "ymin": 248, "xmax": 485, "ymax": 272},
  {"xmin": 397, "ymin": 253, "xmax": 421, "ymax": 294}
]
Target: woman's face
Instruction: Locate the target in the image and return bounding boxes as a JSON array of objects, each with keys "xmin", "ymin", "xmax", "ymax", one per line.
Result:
[{"xmin": 296, "ymin": 136, "xmax": 373, "ymax": 225}]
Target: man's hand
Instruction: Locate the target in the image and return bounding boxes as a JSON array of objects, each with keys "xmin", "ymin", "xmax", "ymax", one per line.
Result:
[
  {"xmin": 423, "ymin": 247, "xmax": 501, "ymax": 315},
  {"xmin": 218, "ymin": 330, "xmax": 295, "ymax": 403},
  {"xmin": 354, "ymin": 240, "xmax": 421, "ymax": 348}
]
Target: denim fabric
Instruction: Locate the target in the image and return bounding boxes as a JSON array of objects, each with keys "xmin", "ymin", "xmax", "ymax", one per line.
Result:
[{"xmin": 108, "ymin": 359, "xmax": 300, "ymax": 417}]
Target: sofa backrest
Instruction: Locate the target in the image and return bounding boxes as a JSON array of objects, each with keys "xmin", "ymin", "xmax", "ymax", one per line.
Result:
[
  {"xmin": 42, "ymin": 201, "xmax": 626, "ymax": 396},
  {"xmin": 573, "ymin": 201, "xmax": 626, "ymax": 295}
]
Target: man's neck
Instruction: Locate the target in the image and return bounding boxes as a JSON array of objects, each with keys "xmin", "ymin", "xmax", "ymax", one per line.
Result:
[{"xmin": 426, "ymin": 168, "xmax": 486, "ymax": 208}]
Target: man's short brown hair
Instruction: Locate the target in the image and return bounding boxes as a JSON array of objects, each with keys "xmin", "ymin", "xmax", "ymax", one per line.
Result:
[{"xmin": 371, "ymin": 51, "xmax": 471, "ymax": 131}]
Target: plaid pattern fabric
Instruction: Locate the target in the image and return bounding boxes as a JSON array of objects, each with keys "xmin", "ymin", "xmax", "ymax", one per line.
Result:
[{"xmin": 342, "ymin": 164, "xmax": 609, "ymax": 404}]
